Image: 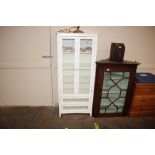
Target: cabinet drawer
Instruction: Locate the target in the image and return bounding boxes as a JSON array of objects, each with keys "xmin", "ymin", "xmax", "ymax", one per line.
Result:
[
  {"xmin": 133, "ymin": 95, "xmax": 155, "ymax": 105},
  {"xmin": 130, "ymin": 111, "xmax": 155, "ymax": 117},
  {"xmin": 135, "ymin": 84, "xmax": 155, "ymax": 95},
  {"xmin": 131, "ymin": 105, "xmax": 155, "ymax": 112}
]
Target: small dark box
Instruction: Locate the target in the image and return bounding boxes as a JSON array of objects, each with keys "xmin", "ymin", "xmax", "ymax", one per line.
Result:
[{"xmin": 109, "ymin": 43, "xmax": 125, "ymax": 62}]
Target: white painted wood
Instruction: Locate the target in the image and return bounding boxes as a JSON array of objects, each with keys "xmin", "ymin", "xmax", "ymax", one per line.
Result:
[
  {"xmin": 74, "ymin": 38, "xmax": 78, "ymax": 95},
  {"xmin": 61, "ymin": 109, "xmax": 90, "ymax": 114},
  {"xmin": 76, "ymin": 38, "xmax": 80, "ymax": 95},
  {"xmin": 62, "ymin": 94, "xmax": 89, "ymax": 98},
  {"xmin": 89, "ymin": 36, "xmax": 98, "ymax": 116},
  {"xmin": 57, "ymin": 36, "xmax": 61, "ymax": 117},
  {"xmin": 62, "ymin": 102, "xmax": 89, "ymax": 106},
  {"xmin": 57, "ymin": 33, "xmax": 97, "ymax": 37},
  {"xmin": 57, "ymin": 33, "xmax": 97, "ymax": 117}
]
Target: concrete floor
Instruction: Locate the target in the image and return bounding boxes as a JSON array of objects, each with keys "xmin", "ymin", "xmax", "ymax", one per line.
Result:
[{"xmin": 0, "ymin": 106, "xmax": 155, "ymax": 129}]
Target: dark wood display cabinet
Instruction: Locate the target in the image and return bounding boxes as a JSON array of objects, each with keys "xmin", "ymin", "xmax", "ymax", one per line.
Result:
[{"xmin": 92, "ymin": 59, "xmax": 139, "ymax": 117}]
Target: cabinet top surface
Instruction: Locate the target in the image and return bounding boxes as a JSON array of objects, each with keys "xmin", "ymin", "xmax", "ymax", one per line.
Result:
[
  {"xmin": 96, "ymin": 59, "xmax": 140, "ymax": 65},
  {"xmin": 57, "ymin": 33, "xmax": 97, "ymax": 37}
]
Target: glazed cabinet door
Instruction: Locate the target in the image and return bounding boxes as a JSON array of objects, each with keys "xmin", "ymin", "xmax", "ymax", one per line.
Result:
[
  {"xmin": 100, "ymin": 71, "xmax": 130, "ymax": 115},
  {"xmin": 92, "ymin": 60, "xmax": 139, "ymax": 117},
  {"xmin": 61, "ymin": 38, "xmax": 76, "ymax": 95},
  {"xmin": 78, "ymin": 38, "xmax": 93, "ymax": 95},
  {"xmin": 60, "ymin": 37, "xmax": 95, "ymax": 96}
]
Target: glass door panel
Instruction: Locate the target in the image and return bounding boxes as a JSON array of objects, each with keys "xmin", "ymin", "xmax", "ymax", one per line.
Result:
[
  {"xmin": 63, "ymin": 70, "xmax": 74, "ymax": 94},
  {"xmin": 100, "ymin": 72, "xmax": 130, "ymax": 114},
  {"xmin": 79, "ymin": 39, "xmax": 92, "ymax": 69},
  {"xmin": 62, "ymin": 39, "xmax": 75, "ymax": 69},
  {"xmin": 62, "ymin": 39, "xmax": 75, "ymax": 94},
  {"xmin": 78, "ymin": 39, "xmax": 92, "ymax": 94},
  {"xmin": 79, "ymin": 70, "xmax": 91, "ymax": 94}
]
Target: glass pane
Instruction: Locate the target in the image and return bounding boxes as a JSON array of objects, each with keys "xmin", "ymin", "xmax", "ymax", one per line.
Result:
[
  {"xmin": 100, "ymin": 99, "xmax": 110, "ymax": 113},
  {"xmin": 63, "ymin": 54, "xmax": 74, "ymax": 69},
  {"xmin": 79, "ymin": 39, "xmax": 92, "ymax": 69},
  {"xmin": 62, "ymin": 39, "xmax": 75, "ymax": 94},
  {"xmin": 117, "ymin": 79, "xmax": 129, "ymax": 89},
  {"xmin": 104, "ymin": 72, "xmax": 110, "ymax": 79},
  {"xmin": 103, "ymin": 79, "xmax": 114, "ymax": 89},
  {"xmin": 79, "ymin": 70, "xmax": 91, "ymax": 94},
  {"xmin": 108, "ymin": 93, "xmax": 120, "ymax": 101},
  {"xmin": 120, "ymin": 90, "xmax": 127, "ymax": 98},
  {"xmin": 102, "ymin": 90, "xmax": 108, "ymax": 98},
  {"xmin": 100, "ymin": 71, "xmax": 130, "ymax": 114},
  {"xmin": 101, "ymin": 98, "xmax": 111, "ymax": 107},
  {"xmin": 80, "ymin": 39, "xmax": 92, "ymax": 53},
  {"xmin": 111, "ymin": 72, "xmax": 123, "ymax": 83},
  {"xmin": 109, "ymin": 86, "xmax": 120, "ymax": 94},
  {"xmin": 124, "ymin": 72, "xmax": 130, "ymax": 78},
  {"xmin": 106, "ymin": 104, "xmax": 117, "ymax": 113},
  {"xmin": 111, "ymin": 72, "xmax": 123, "ymax": 80},
  {"xmin": 62, "ymin": 39, "xmax": 75, "ymax": 69},
  {"xmin": 118, "ymin": 108, "xmax": 123, "ymax": 113},
  {"xmin": 63, "ymin": 70, "xmax": 74, "ymax": 94},
  {"xmin": 115, "ymin": 98, "xmax": 125, "ymax": 107}
]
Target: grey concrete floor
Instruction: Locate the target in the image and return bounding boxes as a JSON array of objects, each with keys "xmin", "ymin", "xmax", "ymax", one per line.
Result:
[{"xmin": 0, "ymin": 106, "xmax": 155, "ymax": 129}]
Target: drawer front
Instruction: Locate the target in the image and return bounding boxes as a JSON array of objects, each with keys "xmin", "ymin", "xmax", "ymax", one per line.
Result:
[
  {"xmin": 132, "ymin": 95, "xmax": 155, "ymax": 105},
  {"xmin": 129, "ymin": 111, "xmax": 155, "ymax": 117},
  {"xmin": 131, "ymin": 105, "xmax": 155, "ymax": 112},
  {"xmin": 135, "ymin": 84, "xmax": 155, "ymax": 95}
]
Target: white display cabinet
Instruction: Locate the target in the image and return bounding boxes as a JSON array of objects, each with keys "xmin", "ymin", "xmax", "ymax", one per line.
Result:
[{"xmin": 57, "ymin": 33, "xmax": 97, "ymax": 117}]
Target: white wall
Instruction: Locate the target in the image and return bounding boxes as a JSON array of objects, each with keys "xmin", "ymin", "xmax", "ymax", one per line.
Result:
[
  {"xmin": 0, "ymin": 26, "xmax": 155, "ymax": 106},
  {"xmin": 0, "ymin": 27, "xmax": 53, "ymax": 106}
]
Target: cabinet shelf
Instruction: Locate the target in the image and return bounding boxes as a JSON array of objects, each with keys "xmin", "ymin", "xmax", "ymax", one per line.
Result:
[
  {"xmin": 63, "ymin": 68, "xmax": 91, "ymax": 70},
  {"xmin": 63, "ymin": 63, "xmax": 74, "ymax": 69},
  {"xmin": 80, "ymin": 63, "xmax": 91, "ymax": 68},
  {"xmin": 63, "ymin": 52, "xmax": 74, "ymax": 54},
  {"xmin": 80, "ymin": 52, "xmax": 92, "ymax": 54},
  {"xmin": 63, "ymin": 63, "xmax": 91, "ymax": 69},
  {"xmin": 79, "ymin": 84, "xmax": 89, "ymax": 89},
  {"xmin": 79, "ymin": 81, "xmax": 90, "ymax": 84},
  {"xmin": 63, "ymin": 52, "xmax": 92, "ymax": 54},
  {"xmin": 63, "ymin": 82, "xmax": 74, "ymax": 84},
  {"xmin": 79, "ymin": 89, "xmax": 90, "ymax": 94}
]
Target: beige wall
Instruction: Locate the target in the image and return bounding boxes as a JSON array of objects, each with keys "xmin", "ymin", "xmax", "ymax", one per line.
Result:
[
  {"xmin": 0, "ymin": 26, "xmax": 155, "ymax": 106},
  {"xmin": 0, "ymin": 27, "xmax": 53, "ymax": 106}
]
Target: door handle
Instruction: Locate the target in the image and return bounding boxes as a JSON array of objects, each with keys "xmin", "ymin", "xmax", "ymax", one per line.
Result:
[{"xmin": 42, "ymin": 56, "xmax": 53, "ymax": 58}]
